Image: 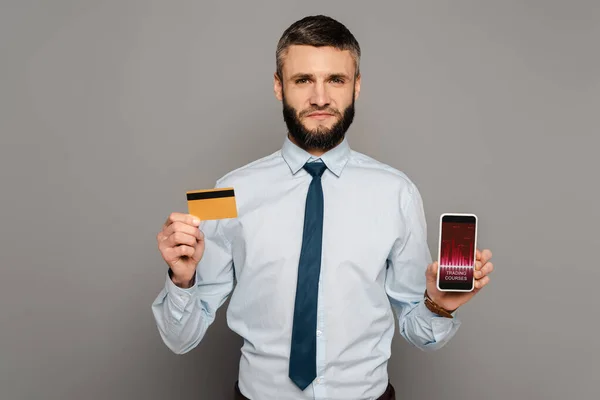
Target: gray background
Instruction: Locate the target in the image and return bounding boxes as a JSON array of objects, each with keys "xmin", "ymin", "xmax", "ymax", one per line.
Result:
[{"xmin": 1, "ymin": 0, "xmax": 598, "ymax": 399}]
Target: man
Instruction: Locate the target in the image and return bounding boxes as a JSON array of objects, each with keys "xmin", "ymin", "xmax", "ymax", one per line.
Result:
[{"xmin": 152, "ymin": 15, "xmax": 494, "ymax": 400}]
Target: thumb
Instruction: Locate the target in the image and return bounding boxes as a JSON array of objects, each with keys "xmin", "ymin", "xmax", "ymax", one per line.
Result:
[
  {"xmin": 426, "ymin": 261, "xmax": 438, "ymax": 284},
  {"xmin": 192, "ymin": 229, "xmax": 205, "ymax": 263}
]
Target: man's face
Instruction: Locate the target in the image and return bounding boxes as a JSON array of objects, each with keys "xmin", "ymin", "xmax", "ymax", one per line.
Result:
[{"xmin": 274, "ymin": 45, "xmax": 361, "ymax": 154}]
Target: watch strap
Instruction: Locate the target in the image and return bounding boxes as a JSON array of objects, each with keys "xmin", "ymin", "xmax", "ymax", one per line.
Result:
[{"xmin": 424, "ymin": 290, "xmax": 455, "ymax": 318}]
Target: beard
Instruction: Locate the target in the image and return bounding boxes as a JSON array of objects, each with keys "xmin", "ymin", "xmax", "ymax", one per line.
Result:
[{"xmin": 282, "ymin": 87, "xmax": 355, "ymax": 153}]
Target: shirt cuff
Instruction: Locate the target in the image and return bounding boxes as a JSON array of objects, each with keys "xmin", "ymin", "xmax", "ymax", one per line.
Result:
[
  {"xmin": 415, "ymin": 300, "xmax": 461, "ymax": 344},
  {"xmin": 164, "ymin": 269, "xmax": 197, "ymax": 316}
]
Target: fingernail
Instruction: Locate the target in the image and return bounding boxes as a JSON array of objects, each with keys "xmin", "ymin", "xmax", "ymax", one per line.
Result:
[{"xmin": 193, "ymin": 218, "xmax": 200, "ymax": 225}]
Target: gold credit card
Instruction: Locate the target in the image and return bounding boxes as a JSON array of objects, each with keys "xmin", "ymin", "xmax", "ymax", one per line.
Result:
[{"xmin": 186, "ymin": 187, "xmax": 238, "ymax": 220}]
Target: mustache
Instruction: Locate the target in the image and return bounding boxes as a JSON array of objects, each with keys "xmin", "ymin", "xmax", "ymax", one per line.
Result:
[{"xmin": 298, "ymin": 106, "xmax": 341, "ymax": 118}]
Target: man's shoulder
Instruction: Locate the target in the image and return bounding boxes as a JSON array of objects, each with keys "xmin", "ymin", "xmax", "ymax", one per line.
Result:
[
  {"xmin": 215, "ymin": 149, "xmax": 281, "ymax": 187},
  {"xmin": 349, "ymin": 149, "xmax": 417, "ymax": 193}
]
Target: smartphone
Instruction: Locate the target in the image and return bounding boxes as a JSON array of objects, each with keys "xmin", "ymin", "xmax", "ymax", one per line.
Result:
[{"xmin": 436, "ymin": 213, "xmax": 478, "ymax": 292}]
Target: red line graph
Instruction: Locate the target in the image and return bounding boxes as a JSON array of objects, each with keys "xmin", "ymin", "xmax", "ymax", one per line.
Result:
[
  {"xmin": 440, "ymin": 222, "xmax": 475, "ymax": 269},
  {"xmin": 440, "ymin": 238, "xmax": 474, "ymax": 268}
]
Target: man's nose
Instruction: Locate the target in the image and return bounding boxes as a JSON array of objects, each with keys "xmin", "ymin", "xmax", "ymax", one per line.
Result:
[{"xmin": 309, "ymin": 82, "xmax": 331, "ymax": 107}]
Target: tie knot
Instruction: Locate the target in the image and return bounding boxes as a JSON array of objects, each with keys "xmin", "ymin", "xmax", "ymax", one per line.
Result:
[{"xmin": 303, "ymin": 161, "xmax": 327, "ymax": 178}]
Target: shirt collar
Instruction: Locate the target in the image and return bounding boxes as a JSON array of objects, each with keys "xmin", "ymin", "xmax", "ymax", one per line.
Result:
[{"xmin": 281, "ymin": 134, "xmax": 351, "ymax": 177}]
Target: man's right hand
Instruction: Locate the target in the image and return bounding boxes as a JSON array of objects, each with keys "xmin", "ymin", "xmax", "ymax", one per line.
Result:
[{"xmin": 157, "ymin": 212, "xmax": 205, "ymax": 288}]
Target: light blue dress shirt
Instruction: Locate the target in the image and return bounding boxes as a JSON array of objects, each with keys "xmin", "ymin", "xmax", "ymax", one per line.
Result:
[{"xmin": 152, "ymin": 136, "xmax": 462, "ymax": 400}]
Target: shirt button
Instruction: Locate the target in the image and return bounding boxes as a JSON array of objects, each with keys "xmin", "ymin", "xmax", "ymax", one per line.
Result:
[
  {"xmin": 316, "ymin": 330, "xmax": 322, "ymax": 337},
  {"xmin": 316, "ymin": 377, "xmax": 324, "ymax": 384}
]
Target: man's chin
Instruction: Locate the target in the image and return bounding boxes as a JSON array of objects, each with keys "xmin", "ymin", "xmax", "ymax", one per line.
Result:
[
  {"xmin": 301, "ymin": 121, "xmax": 337, "ymax": 132},
  {"xmin": 302, "ymin": 129, "xmax": 335, "ymax": 139}
]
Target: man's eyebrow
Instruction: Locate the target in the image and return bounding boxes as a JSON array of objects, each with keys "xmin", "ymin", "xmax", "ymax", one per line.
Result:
[
  {"xmin": 289, "ymin": 73, "xmax": 314, "ymax": 81},
  {"xmin": 328, "ymin": 73, "xmax": 351, "ymax": 81},
  {"xmin": 288, "ymin": 73, "xmax": 351, "ymax": 81}
]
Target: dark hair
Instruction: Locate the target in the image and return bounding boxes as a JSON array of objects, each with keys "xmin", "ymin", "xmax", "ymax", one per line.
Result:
[{"xmin": 276, "ymin": 15, "xmax": 361, "ymax": 80}]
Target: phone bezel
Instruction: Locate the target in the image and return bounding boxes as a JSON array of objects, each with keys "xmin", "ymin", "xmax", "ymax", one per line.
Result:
[{"xmin": 436, "ymin": 213, "xmax": 478, "ymax": 292}]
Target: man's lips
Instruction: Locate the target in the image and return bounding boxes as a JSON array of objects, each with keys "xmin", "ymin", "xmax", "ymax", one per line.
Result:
[{"xmin": 306, "ymin": 112, "xmax": 334, "ymax": 119}]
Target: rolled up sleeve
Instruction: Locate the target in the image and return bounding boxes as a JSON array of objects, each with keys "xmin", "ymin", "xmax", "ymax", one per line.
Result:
[{"xmin": 385, "ymin": 180, "xmax": 461, "ymax": 351}]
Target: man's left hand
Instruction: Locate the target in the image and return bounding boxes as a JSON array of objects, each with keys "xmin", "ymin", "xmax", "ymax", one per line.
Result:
[{"xmin": 425, "ymin": 249, "xmax": 493, "ymax": 312}]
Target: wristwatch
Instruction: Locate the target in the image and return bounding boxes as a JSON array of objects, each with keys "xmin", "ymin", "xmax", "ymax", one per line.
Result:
[{"xmin": 424, "ymin": 290, "xmax": 456, "ymax": 318}]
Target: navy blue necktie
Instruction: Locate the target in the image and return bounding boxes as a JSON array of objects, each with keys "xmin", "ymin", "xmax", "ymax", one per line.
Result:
[{"xmin": 289, "ymin": 161, "xmax": 327, "ymax": 390}]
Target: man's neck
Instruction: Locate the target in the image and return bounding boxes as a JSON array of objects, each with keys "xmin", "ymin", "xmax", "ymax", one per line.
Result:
[{"xmin": 287, "ymin": 133, "xmax": 343, "ymax": 157}]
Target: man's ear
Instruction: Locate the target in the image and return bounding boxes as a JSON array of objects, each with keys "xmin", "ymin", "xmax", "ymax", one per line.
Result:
[
  {"xmin": 354, "ymin": 74, "xmax": 361, "ymax": 101},
  {"xmin": 274, "ymin": 72, "xmax": 283, "ymax": 101}
]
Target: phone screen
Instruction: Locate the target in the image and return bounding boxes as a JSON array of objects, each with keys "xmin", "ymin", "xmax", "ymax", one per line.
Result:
[{"xmin": 438, "ymin": 215, "xmax": 476, "ymax": 291}]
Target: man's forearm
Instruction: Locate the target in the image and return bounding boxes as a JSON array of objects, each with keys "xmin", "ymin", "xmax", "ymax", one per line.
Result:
[
  {"xmin": 395, "ymin": 299, "xmax": 462, "ymax": 352},
  {"xmin": 151, "ymin": 271, "xmax": 225, "ymax": 354}
]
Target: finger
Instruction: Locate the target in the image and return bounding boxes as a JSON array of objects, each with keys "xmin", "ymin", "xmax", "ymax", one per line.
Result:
[
  {"xmin": 169, "ymin": 231, "xmax": 198, "ymax": 248},
  {"xmin": 476, "ymin": 248, "xmax": 481, "ymax": 261},
  {"xmin": 165, "ymin": 245, "xmax": 195, "ymax": 262},
  {"xmin": 475, "ymin": 260, "xmax": 483, "ymax": 271},
  {"xmin": 475, "ymin": 262, "xmax": 494, "ymax": 279},
  {"xmin": 162, "ymin": 221, "xmax": 202, "ymax": 240},
  {"xmin": 163, "ymin": 212, "xmax": 200, "ymax": 229},
  {"xmin": 480, "ymin": 249, "xmax": 492, "ymax": 265},
  {"xmin": 474, "ymin": 275, "xmax": 490, "ymax": 289},
  {"xmin": 159, "ymin": 229, "xmax": 204, "ymax": 250},
  {"xmin": 176, "ymin": 244, "xmax": 195, "ymax": 258},
  {"xmin": 156, "ymin": 231, "xmax": 170, "ymax": 244}
]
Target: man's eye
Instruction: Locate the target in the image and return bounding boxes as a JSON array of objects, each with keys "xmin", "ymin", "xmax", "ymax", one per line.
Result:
[
  {"xmin": 331, "ymin": 78, "xmax": 344, "ymax": 84},
  {"xmin": 296, "ymin": 78, "xmax": 310, "ymax": 84}
]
